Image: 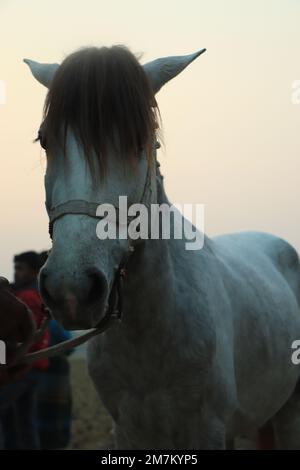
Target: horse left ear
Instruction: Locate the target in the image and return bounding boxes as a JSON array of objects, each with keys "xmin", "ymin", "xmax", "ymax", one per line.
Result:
[
  {"xmin": 143, "ymin": 48, "xmax": 206, "ymax": 94},
  {"xmin": 23, "ymin": 59, "xmax": 60, "ymax": 88}
]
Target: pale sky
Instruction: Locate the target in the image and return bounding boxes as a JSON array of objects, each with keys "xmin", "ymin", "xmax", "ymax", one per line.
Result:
[{"xmin": 1, "ymin": 0, "xmax": 300, "ymax": 280}]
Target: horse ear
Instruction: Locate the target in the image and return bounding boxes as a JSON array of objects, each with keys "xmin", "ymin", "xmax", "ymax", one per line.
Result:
[
  {"xmin": 143, "ymin": 49, "xmax": 206, "ymax": 94},
  {"xmin": 23, "ymin": 59, "xmax": 60, "ymax": 88}
]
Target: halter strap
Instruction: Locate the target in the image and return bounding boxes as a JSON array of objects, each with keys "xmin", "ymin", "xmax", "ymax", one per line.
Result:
[
  {"xmin": 48, "ymin": 200, "xmax": 137, "ymax": 240},
  {"xmin": 50, "ymin": 200, "xmax": 101, "ymax": 223},
  {"xmin": 47, "ymin": 155, "xmax": 158, "ymax": 240}
]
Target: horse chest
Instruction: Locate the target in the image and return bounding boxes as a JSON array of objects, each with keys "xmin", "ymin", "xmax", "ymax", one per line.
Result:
[{"xmin": 88, "ymin": 328, "xmax": 215, "ymax": 424}]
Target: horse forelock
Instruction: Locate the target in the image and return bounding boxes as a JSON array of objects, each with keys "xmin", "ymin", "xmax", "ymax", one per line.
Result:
[{"xmin": 41, "ymin": 45, "xmax": 161, "ymax": 178}]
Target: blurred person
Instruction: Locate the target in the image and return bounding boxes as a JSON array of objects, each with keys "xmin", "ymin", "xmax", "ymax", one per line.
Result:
[
  {"xmin": 38, "ymin": 318, "xmax": 73, "ymax": 449},
  {"xmin": 13, "ymin": 251, "xmax": 49, "ymax": 372},
  {"xmin": 0, "ymin": 252, "xmax": 49, "ymax": 449},
  {"xmin": 37, "ymin": 250, "xmax": 73, "ymax": 449},
  {"xmin": 0, "ymin": 276, "xmax": 37, "ymax": 448}
]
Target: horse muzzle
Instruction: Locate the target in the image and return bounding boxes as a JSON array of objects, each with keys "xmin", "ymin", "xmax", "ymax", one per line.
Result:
[{"xmin": 39, "ymin": 266, "xmax": 109, "ymax": 329}]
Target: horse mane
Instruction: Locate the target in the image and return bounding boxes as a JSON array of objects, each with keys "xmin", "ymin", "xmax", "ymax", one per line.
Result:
[{"xmin": 41, "ymin": 46, "xmax": 161, "ymax": 177}]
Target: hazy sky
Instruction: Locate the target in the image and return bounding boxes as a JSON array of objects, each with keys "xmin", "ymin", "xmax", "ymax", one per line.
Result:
[{"xmin": 1, "ymin": 0, "xmax": 300, "ymax": 279}]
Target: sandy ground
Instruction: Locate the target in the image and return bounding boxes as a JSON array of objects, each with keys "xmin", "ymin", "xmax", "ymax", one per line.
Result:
[{"xmin": 69, "ymin": 358, "xmax": 114, "ymax": 450}]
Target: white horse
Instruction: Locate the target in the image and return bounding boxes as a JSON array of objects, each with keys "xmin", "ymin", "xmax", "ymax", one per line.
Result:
[{"xmin": 25, "ymin": 45, "xmax": 300, "ymax": 449}]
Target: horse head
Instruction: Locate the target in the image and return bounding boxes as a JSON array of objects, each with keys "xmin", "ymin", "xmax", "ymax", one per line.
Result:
[{"xmin": 24, "ymin": 46, "xmax": 205, "ymax": 329}]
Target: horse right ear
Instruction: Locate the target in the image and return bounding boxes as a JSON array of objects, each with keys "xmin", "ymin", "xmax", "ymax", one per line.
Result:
[
  {"xmin": 143, "ymin": 48, "xmax": 206, "ymax": 94},
  {"xmin": 23, "ymin": 59, "xmax": 60, "ymax": 88}
]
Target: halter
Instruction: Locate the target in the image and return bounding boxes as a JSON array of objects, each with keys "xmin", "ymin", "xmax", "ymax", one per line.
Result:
[{"xmin": 8, "ymin": 150, "xmax": 159, "ymax": 367}]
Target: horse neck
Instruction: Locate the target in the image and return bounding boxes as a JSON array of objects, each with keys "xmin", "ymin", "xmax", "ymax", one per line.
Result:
[
  {"xmin": 122, "ymin": 174, "xmax": 176, "ymax": 327},
  {"xmin": 104, "ymin": 172, "xmax": 212, "ymax": 355}
]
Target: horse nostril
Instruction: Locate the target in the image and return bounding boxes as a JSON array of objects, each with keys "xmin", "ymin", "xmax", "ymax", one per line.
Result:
[
  {"xmin": 87, "ymin": 271, "xmax": 107, "ymax": 304},
  {"xmin": 39, "ymin": 268, "xmax": 107, "ymax": 308}
]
